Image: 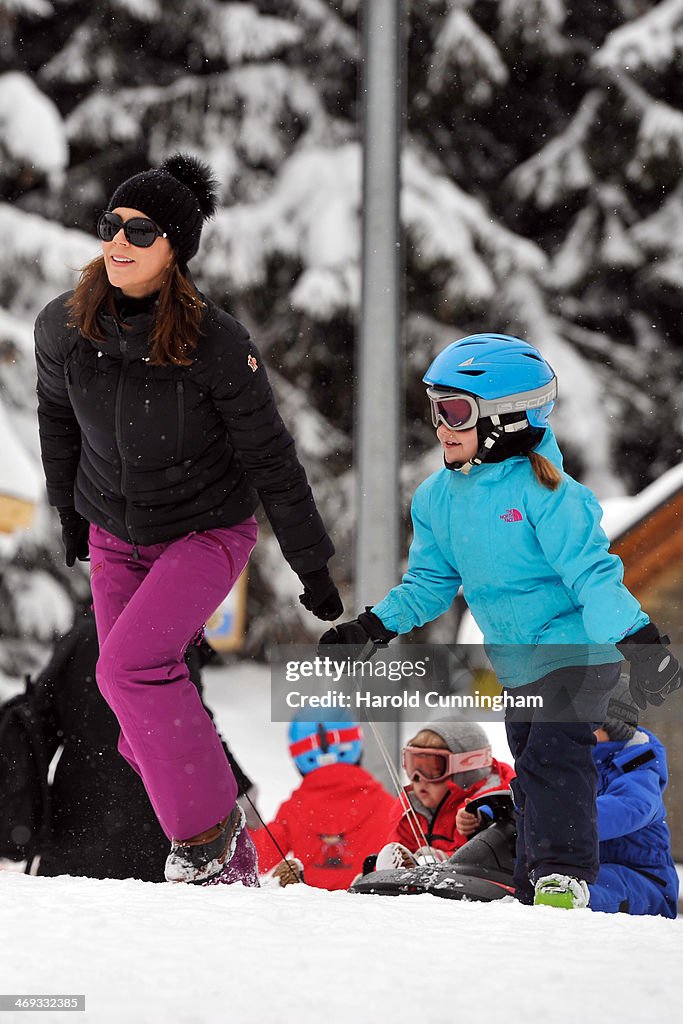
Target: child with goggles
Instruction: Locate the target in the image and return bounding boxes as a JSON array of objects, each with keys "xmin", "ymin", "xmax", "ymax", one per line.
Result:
[
  {"xmin": 322, "ymin": 333, "xmax": 681, "ymax": 909},
  {"xmin": 374, "ymin": 723, "xmax": 514, "ymax": 871}
]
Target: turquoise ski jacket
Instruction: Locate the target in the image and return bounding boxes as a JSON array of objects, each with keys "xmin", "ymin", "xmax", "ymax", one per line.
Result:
[{"xmin": 372, "ymin": 431, "xmax": 648, "ymax": 687}]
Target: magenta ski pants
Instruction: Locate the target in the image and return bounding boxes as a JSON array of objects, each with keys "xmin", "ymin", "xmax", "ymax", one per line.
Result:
[{"xmin": 89, "ymin": 519, "xmax": 258, "ymax": 842}]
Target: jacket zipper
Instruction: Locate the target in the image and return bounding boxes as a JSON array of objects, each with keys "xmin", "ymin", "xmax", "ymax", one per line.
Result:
[
  {"xmin": 175, "ymin": 381, "xmax": 185, "ymax": 463},
  {"xmin": 113, "ymin": 326, "xmax": 140, "ymax": 559},
  {"xmin": 425, "ymin": 792, "xmax": 452, "ymax": 847}
]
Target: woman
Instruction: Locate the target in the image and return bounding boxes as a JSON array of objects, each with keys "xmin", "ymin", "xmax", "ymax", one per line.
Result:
[
  {"xmin": 321, "ymin": 333, "xmax": 680, "ymax": 908},
  {"xmin": 35, "ymin": 153, "xmax": 342, "ymax": 885}
]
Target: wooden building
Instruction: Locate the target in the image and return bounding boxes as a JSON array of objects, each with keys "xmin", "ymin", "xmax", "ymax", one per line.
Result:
[{"xmin": 607, "ymin": 466, "xmax": 683, "ymax": 859}]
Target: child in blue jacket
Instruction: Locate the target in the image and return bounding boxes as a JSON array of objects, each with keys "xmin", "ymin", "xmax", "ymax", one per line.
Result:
[
  {"xmin": 322, "ymin": 333, "xmax": 681, "ymax": 909},
  {"xmin": 590, "ymin": 679, "xmax": 678, "ymax": 918}
]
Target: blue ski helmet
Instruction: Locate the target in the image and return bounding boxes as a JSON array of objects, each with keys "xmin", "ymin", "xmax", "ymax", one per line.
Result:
[
  {"xmin": 423, "ymin": 334, "xmax": 557, "ymax": 429},
  {"xmin": 288, "ymin": 719, "xmax": 364, "ymax": 775}
]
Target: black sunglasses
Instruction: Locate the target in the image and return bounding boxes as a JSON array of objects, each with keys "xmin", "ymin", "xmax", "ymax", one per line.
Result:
[{"xmin": 97, "ymin": 211, "xmax": 168, "ymax": 248}]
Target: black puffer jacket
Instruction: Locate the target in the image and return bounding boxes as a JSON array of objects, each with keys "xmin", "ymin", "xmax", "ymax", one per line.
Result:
[{"xmin": 34, "ymin": 291, "xmax": 333, "ymax": 573}]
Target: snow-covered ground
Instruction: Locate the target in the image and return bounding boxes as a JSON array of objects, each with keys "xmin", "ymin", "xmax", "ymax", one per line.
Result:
[
  {"xmin": 2, "ymin": 868, "xmax": 678, "ymax": 1024},
  {"xmin": 1, "ymin": 659, "xmax": 680, "ymax": 1024}
]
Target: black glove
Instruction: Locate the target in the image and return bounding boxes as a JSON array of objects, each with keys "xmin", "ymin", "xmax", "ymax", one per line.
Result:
[
  {"xmin": 57, "ymin": 507, "xmax": 90, "ymax": 567},
  {"xmin": 617, "ymin": 622, "xmax": 682, "ymax": 710},
  {"xmin": 298, "ymin": 567, "xmax": 343, "ymax": 621},
  {"xmin": 320, "ymin": 608, "xmax": 397, "ymax": 647}
]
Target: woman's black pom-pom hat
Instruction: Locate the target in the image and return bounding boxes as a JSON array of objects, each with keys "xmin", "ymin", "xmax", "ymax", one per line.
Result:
[{"xmin": 107, "ymin": 153, "xmax": 219, "ymax": 266}]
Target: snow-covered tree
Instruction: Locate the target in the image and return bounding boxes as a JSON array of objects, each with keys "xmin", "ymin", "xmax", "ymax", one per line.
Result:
[{"xmin": 1, "ymin": 0, "xmax": 682, "ymax": 671}]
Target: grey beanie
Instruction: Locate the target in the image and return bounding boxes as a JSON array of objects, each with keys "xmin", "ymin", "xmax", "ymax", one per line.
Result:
[
  {"xmin": 421, "ymin": 722, "xmax": 492, "ymax": 788},
  {"xmin": 603, "ymin": 675, "xmax": 638, "ymax": 742},
  {"xmin": 108, "ymin": 153, "xmax": 218, "ymax": 266}
]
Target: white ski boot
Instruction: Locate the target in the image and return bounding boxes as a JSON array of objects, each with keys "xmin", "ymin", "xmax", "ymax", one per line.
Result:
[{"xmin": 375, "ymin": 843, "xmax": 419, "ymax": 871}]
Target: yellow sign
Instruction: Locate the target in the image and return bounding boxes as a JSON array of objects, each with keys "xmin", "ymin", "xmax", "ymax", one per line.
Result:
[
  {"xmin": 204, "ymin": 569, "xmax": 248, "ymax": 652},
  {"xmin": 0, "ymin": 493, "xmax": 36, "ymax": 534}
]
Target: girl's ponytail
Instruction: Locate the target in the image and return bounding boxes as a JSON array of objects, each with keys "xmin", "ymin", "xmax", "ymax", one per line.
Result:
[{"xmin": 528, "ymin": 452, "xmax": 562, "ymax": 491}]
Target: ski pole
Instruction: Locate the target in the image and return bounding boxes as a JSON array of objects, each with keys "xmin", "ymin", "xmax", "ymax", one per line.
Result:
[
  {"xmin": 241, "ymin": 789, "xmax": 301, "ymax": 885},
  {"xmin": 348, "ymin": 639, "xmax": 435, "ymax": 859}
]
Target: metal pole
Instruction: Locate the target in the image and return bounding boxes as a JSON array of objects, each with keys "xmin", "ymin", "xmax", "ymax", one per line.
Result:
[{"xmin": 356, "ymin": 0, "xmax": 403, "ymax": 782}]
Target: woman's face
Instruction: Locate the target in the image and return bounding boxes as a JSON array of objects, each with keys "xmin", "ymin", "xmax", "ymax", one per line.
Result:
[
  {"xmin": 436, "ymin": 423, "xmax": 479, "ymax": 465},
  {"xmin": 102, "ymin": 207, "xmax": 173, "ymax": 297}
]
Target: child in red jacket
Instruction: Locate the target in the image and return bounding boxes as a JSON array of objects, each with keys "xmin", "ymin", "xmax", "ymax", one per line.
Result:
[
  {"xmin": 377, "ymin": 722, "xmax": 515, "ymax": 869},
  {"xmin": 251, "ymin": 719, "xmax": 396, "ymax": 890}
]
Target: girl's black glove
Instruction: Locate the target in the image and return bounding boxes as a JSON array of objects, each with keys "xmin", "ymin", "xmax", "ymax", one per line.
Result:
[
  {"xmin": 319, "ymin": 609, "xmax": 397, "ymax": 647},
  {"xmin": 57, "ymin": 507, "xmax": 90, "ymax": 567},
  {"xmin": 298, "ymin": 567, "xmax": 343, "ymax": 621},
  {"xmin": 617, "ymin": 623, "xmax": 681, "ymax": 710}
]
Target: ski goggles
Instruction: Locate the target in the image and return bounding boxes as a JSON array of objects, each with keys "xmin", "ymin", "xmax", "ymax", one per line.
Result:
[
  {"xmin": 288, "ymin": 725, "xmax": 363, "ymax": 759},
  {"xmin": 97, "ymin": 211, "xmax": 168, "ymax": 248},
  {"xmin": 426, "ymin": 388, "xmax": 480, "ymax": 431},
  {"xmin": 402, "ymin": 745, "xmax": 492, "ymax": 783},
  {"xmin": 426, "ymin": 379, "xmax": 558, "ymax": 431}
]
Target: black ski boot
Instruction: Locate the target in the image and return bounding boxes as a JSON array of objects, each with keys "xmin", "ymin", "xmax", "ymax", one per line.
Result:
[{"xmin": 165, "ymin": 805, "xmax": 247, "ymax": 884}]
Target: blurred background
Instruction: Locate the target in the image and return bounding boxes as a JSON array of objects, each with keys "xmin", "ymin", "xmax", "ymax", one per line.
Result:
[{"xmin": 0, "ymin": 1, "xmax": 682, "ymax": 840}]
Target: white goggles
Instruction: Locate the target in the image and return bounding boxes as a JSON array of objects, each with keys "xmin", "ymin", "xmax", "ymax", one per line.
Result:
[{"xmin": 427, "ymin": 379, "xmax": 558, "ymax": 431}]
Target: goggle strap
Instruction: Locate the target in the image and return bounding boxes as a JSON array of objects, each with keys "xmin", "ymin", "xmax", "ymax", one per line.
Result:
[
  {"xmin": 289, "ymin": 725, "xmax": 362, "ymax": 758},
  {"xmin": 476, "ymin": 378, "xmax": 558, "ymax": 417}
]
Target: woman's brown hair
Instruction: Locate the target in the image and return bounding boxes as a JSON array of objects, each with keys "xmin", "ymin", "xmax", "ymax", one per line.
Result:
[
  {"xmin": 66, "ymin": 256, "xmax": 205, "ymax": 366},
  {"xmin": 528, "ymin": 451, "xmax": 562, "ymax": 491}
]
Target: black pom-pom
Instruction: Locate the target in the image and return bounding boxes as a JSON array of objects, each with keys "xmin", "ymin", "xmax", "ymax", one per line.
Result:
[{"xmin": 160, "ymin": 153, "xmax": 219, "ymax": 219}]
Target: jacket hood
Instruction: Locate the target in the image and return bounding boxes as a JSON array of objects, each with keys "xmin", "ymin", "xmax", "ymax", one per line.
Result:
[
  {"xmin": 446, "ymin": 427, "xmax": 564, "ymax": 485},
  {"xmin": 593, "ymin": 727, "xmax": 668, "ymax": 787},
  {"xmin": 534, "ymin": 428, "xmax": 564, "ymax": 468}
]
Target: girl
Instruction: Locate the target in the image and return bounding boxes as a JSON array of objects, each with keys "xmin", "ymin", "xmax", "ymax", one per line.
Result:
[
  {"xmin": 35, "ymin": 153, "xmax": 342, "ymax": 885},
  {"xmin": 322, "ymin": 333, "xmax": 680, "ymax": 908}
]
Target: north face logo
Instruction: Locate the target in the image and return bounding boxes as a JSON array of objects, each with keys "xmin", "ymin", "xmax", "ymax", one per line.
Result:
[{"xmin": 500, "ymin": 508, "xmax": 523, "ymax": 522}]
